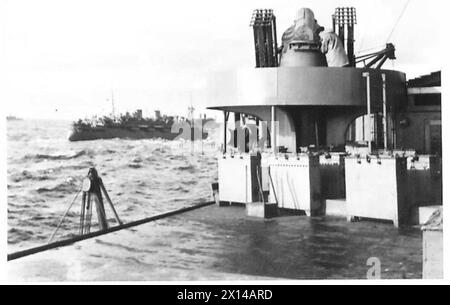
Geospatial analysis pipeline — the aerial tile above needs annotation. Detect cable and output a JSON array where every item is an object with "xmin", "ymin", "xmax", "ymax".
[
  {"xmin": 386, "ymin": 0, "xmax": 411, "ymax": 43},
  {"xmin": 47, "ymin": 186, "xmax": 82, "ymax": 244},
  {"xmin": 356, "ymin": 45, "xmax": 386, "ymax": 55}
]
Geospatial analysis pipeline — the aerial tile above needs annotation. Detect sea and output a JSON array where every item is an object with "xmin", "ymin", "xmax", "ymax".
[
  {"xmin": 7, "ymin": 120, "xmax": 424, "ymax": 280},
  {"xmin": 7, "ymin": 119, "xmax": 220, "ymax": 252}
]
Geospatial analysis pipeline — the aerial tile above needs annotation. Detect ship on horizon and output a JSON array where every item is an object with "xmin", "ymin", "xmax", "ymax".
[
  {"xmin": 6, "ymin": 115, "xmax": 23, "ymax": 121},
  {"xmin": 68, "ymin": 108, "xmax": 215, "ymax": 142}
]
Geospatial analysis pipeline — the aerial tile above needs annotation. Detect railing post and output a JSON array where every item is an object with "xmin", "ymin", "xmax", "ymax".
[
  {"xmin": 271, "ymin": 106, "xmax": 276, "ymax": 154},
  {"xmin": 362, "ymin": 72, "xmax": 372, "ymax": 153},
  {"xmin": 381, "ymin": 73, "xmax": 388, "ymax": 151}
]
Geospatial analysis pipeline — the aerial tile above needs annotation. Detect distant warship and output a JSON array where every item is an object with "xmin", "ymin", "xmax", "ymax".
[
  {"xmin": 6, "ymin": 115, "xmax": 23, "ymax": 121},
  {"xmin": 68, "ymin": 108, "xmax": 213, "ymax": 142}
]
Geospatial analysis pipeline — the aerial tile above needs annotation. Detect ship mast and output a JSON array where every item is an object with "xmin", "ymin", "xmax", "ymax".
[
  {"xmin": 188, "ymin": 92, "xmax": 195, "ymax": 122},
  {"xmin": 111, "ymin": 89, "xmax": 115, "ymax": 117}
]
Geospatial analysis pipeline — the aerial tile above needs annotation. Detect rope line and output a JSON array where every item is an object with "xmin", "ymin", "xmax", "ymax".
[
  {"xmin": 356, "ymin": 45, "xmax": 386, "ymax": 55},
  {"xmin": 47, "ymin": 186, "xmax": 83, "ymax": 244},
  {"xmin": 386, "ymin": 0, "xmax": 411, "ymax": 43}
]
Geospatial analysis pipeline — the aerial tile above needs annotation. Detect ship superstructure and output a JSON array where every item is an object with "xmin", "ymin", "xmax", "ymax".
[{"xmin": 208, "ymin": 7, "xmax": 441, "ymax": 227}]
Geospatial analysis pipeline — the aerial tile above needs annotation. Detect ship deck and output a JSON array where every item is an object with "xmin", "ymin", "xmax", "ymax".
[{"xmin": 8, "ymin": 204, "xmax": 422, "ymax": 281}]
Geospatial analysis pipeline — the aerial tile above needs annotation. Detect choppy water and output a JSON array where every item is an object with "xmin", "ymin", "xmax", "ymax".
[{"xmin": 7, "ymin": 119, "xmax": 220, "ymax": 252}]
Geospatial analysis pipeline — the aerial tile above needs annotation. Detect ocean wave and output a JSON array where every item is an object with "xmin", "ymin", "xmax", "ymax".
[
  {"xmin": 35, "ymin": 179, "xmax": 80, "ymax": 195},
  {"xmin": 181, "ymin": 180, "xmax": 197, "ymax": 186},
  {"xmin": 8, "ymin": 120, "xmax": 219, "ymax": 249},
  {"xmin": 175, "ymin": 165, "xmax": 197, "ymax": 174},
  {"xmin": 63, "ymin": 163, "xmax": 95, "ymax": 171},
  {"xmin": 103, "ymin": 149, "xmax": 117, "ymax": 154},
  {"xmin": 168, "ymin": 155, "xmax": 187, "ymax": 161},
  {"xmin": 23, "ymin": 150, "xmax": 92, "ymax": 161},
  {"xmin": 10, "ymin": 170, "xmax": 51, "ymax": 183},
  {"xmin": 94, "ymin": 239, "xmax": 158, "ymax": 254},
  {"xmin": 8, "ymin": 228, "xmax": 36, "ymax": 244},
  {"xmin": 136, "ymin": 181, "xmax": 147, "ymax": 187},
  {"xmin": 144, "ymin": 156, "xmax": 159, "ymax": 162},
  {"xmin": 168, "ymin": 185, "xmax": 189, "ymax": 193},
  {"xmin": 152, "ymin": 147, "xmax": 169, "ymax": 154},
  {"xmin": 176, "ymin": 165, "xmax": 195, "ymax": 171},
  {"xmin": 128, "ymin": 163, "xmax": 142, "ymax": 169},
  {"xmin": 123, "ymin": 206, "xmax": 136, "ymax": 213}
]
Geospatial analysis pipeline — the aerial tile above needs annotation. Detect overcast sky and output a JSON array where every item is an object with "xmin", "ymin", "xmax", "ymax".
[{"xmin": 1, "ymin": 0, "xmax": 445, "ymax": 120}]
